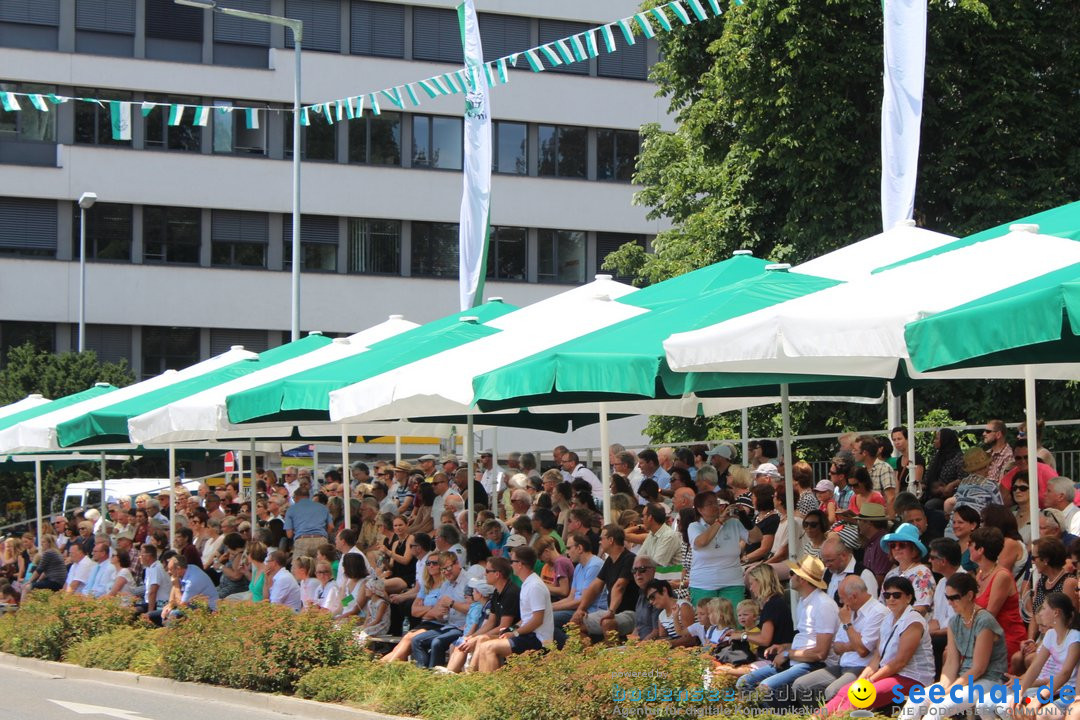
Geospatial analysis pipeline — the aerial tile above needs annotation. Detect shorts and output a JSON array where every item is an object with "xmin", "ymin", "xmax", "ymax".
[
  {"xmin": 508, "ymin": 631, "xmax": 544, "ymax": 654},
  {"xmin": 584, "ymin": 609, "xmax": 635, "ymax": 637}
]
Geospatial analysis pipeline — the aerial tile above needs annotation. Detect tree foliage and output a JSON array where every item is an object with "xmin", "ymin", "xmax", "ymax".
[{"xmin": 608, "ymin": 0, "xmax": 1080, "ymax": 448}]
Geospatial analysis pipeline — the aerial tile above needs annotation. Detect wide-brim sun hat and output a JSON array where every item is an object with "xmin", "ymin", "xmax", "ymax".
[
  {"xmin": 879, "ymin": 522, "xmax": 927, "ymax": 557},
  {"xmin": 786, "ymin": 555, "xmax": 827, "ymax": 589}
]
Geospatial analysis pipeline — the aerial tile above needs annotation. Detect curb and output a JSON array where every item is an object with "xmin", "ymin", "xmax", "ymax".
[{"xmin": 0, "ymin": 652, "xmax": 416, "ymax": 720}]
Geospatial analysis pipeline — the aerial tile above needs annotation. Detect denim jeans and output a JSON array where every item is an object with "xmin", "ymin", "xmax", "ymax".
[{"xmin": 411, "ymin": 626, "xmax": 463, "ymax": 668}]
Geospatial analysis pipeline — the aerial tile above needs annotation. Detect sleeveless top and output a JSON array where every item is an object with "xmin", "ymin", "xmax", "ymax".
[
  {"xmin": 658, "ymin": 601, "xmax": 691, "ymax": 639},
  {"xmin": 975, "ymin": 566, "xmax": 1025, "ymax": 659},
  {"xmin": 1033, "ymin": 568, "xmax": 1070, "ymax": 616}
]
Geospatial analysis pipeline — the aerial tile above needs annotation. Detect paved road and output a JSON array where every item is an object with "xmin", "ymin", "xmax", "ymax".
[{"xmin": 0, "ymin": 664, "xmax": 306, "ymax": 720}]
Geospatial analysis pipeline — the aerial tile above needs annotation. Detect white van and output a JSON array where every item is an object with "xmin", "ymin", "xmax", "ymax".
[{"xmin": 62, "ymin": 478, "xmax": 201, "ymax": 513}]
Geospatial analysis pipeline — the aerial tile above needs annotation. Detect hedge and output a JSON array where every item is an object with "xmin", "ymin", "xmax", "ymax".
[{"xmin": 0, "ymin": 591, "xmax": 137, "ymax": 661}]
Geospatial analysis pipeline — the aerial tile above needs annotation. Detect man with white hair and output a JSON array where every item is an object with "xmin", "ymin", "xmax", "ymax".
[
  {"xmin": 479, "ymin": 450, "xmax": 507, "ymax": 512},
  {"xmin": 509, "ymin": 489, "xmax": 532, "ymax": 522},
  {"xmin": 1043, "ymin": 475, "xmax": 1080, "ymax": 535},
  {"xmin": 610, "ymin": 443, "xmax": 643, "ymax": 489},
  {"xmin": 820, "ymin": 535, "xmax": 878, "ymax": 603}
]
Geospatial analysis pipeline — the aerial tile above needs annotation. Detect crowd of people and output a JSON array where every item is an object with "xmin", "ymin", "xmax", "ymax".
[{"xmin": 3, "ymin": 422, "xmax": 1080, "ymax": 712}]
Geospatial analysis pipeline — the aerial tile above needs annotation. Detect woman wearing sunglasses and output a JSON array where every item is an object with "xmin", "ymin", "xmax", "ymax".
[
  {"xmin": 1016, "ymin": 538, "xmax": 1077, "ymax": 674},
  {"xmin": 1009, "ymin": 472, "xmax": 1034, "ymax": 544},
  {"xmin": 879, "ymin": 523, "xmax": 935, "ymax": 616},
  {"xmin": 898, "ymin": 572, "xmax": 1007, "ymax": 720},
  {"xmin": 823, "ymin": 576, "xmax": 934, "ymax": 716},
  {"xmin": 379, "ymin": 552, "xmax": 449, "ymax": 663},
  {"xmin": 969, "ymin": 526, "xmax": 1026, "ymax": 659}
]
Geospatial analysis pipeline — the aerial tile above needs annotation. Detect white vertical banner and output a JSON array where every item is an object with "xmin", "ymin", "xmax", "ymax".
[
  {"xmin": 457, "ymin": 0, "xmax": 492, "ymax": 311},
  {"xmin": 881, "ymin": 0, "xmax": 927, "ymax": 231}
]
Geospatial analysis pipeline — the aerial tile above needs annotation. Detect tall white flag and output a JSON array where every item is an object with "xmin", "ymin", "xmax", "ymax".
[
  {"xmin": 457, "ymin": 0, "xmax": 492, "ymax": 311},
  {"xmin": 881, "ymin": 0, "xmax": 927, "ymax": 231}
]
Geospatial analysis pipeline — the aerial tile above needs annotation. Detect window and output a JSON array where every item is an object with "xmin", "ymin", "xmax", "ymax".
[
  {"xmin": 0, "ymin": 0, "xmax": 59, "ymax": 51},
  {"xmin": 69, "ymin": 324, "xmax": 132, "ymax": 365},
  {"xmin": 283, "ymin": 215, "xmax": 338, "ymax": 272},
  {"xmin": 210, "ymin": 210, "xmax": 267, "ymax": 268},
  {"xmin": 486, "ymin": 226, "xmax": 527, "ymax": 281},
  {"xmin": 285, "ymin": 112, "xmax": 336, "ymax": 162},
  {"xmin": 412, "ymin": 115, "xmax": 462, "ymax": 170},
  {"xmin": 538, "ymin": 125, "xmax": 586, "ymax": 179},
  {"xmin": 411, "ymin": 222, "xmax": 458, "ymax": 278},
  {"xmin": 285, "ymin": 0, "xmax": 340, "ymax": 53},
  {"xmin": 75, "ymin": 0, "xmax": 136, "ymax": 56},
  {"xmin": 142, "ymin": 326, "xmax": 200, "ymax": 379},
  {"xmin": 74, "ymin": 88, "xmax": 133, "ymax": 147},
  {"xmin": 597, "ymin": 129, "xmax": 640, "ymax": 182},
  {"xmin": 0, "ymin": 197, "xmax": 57, "ymax": 258},
  {"xmin": 347, "ymin": 218, "xmax": 400, "ymax": 274},
  {"xmin": 538, "ymin": 20, "xmax": 590, "ymax": 75},
  {"xmin": 537, "ymin": 229, "xmax": 586, "ymax": 284},
  {"xmin": 144, "ymin": 96, "xmax": 203, "ymax": 153},
  {"xmin": 412, "ymin": 7, "xmax": 463, "ymax": 64},
  {"xmin": 143, "ymin": 206, "xmax": 201, "ymax": 265},
  {"xmin": 210, "ymin": 329, "xmax": 268, "ymax": 355},
  {"xmin": 348, "ymin": 112, "xmax": 401, "ymax": 165},
  {"xmin": 213, "ymin": 0, "xmax": 270, "ymax": 67},
  {"xmin": 597, "ymin": 233, "xmax": 645, "ymax": 282},
  {"xmin": 1, "ymin": 321, "xmax": 54, "ymax": 363},
  {"xmin": 492, "ymin": 121, "xmax": 526, "ymax": 175},
  {"xmin": 72, "ymin": 202, "xmax": 132, "ymax": 261},
  {"xmin": 351, "ymin": 1, "xmax": 404, "ymax": 58},
  {"xmin": 477, "ymin": 13, "xmax": 531, "ymax": 64},
  {"xmin": 0, "ymin": 82, "xmax": 58, "ymax": 167},
  {"xmin": 212, "ymin": 101, "xmax": 266, "ymax": 155},
  {"xmin": 597, "ymin": 30, "xmax": 649, "ymax": 80},
  {"xmin": 145, "ymin": 0, "xmax": 202, "ymax": 62}
]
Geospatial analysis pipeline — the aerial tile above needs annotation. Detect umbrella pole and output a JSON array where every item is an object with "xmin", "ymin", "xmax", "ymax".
[
  {"xmin": 886, "ymin": 382, "xmax": 898, "ymax": 449},
  {"xmin": 237, "ymin": 449, "xmax": 244, "ymax": 507},
  {"xmin": 780, "ymin": 384, "xmax": 797, "ymax": 619},
  {"xmin": 341, "ymin": 427, "xmax": 351, "ymax": 530},
  {"xmin": 167, "ymin": 445, "xmax": 176, "ymax": 548},
  {"xmin": 1026, "ymin": 366, "xmax": 1040, "ymax": 542},
  {"xmin": 34, "ymin": 459, "xmax": 42, "ymax": 548},
  {"xmin": 600, "ymin": 403, "xmax": 611, "ymax": 525},
  {"xmin": 906, "ymin": 390, "xmax": 916, "ymax": 497},
  {"xmin": 395, "ymin": 435, "xmax": 402, "ymax": 465},
  {"xmin": 312, "ymin": 444, "xmax": 319, "ymax": 491},
  {"xmin": 100, "ymin": 451, "xmax": 107, "ymax": 522},
  {"xmin": 250, "ymin": 437, "xmax": 257, "ymax": 530},
  {"xmin": 741, "ymin": 408, "xmax": 749, "ymax": 465},
  {"xmin": 466, "ymin": 415, "xmax": 474, "ymax": 536}
]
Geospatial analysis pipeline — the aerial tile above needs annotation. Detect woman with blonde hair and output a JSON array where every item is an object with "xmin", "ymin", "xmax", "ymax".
[
  {"xmin": 0, "ymin": 537, "xmax": 24, "ymax": 582},
  {"xmin": 716, "ymin": 564, "xmax": 795, "ymax": 678}
]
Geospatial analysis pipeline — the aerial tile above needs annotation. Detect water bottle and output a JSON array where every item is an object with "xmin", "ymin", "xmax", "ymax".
[{"xmin": 402, "ymin": 617, "xmax": 411, "ymax": 633}]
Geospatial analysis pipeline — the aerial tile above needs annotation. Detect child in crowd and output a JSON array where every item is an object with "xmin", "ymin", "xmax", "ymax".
[
  {"xmin": 355, "ymin": 554, "xmax": 391, "ymax": 642},
  {"xmin": 442, "ymin": 577, "xmax": 497, "ymax": 673},
  {"xmin": 483, "ymin": 520, "xmax": 507, "ymax": 557},
  {"xmin": 736, "ymin": 599, "xmax": 761, "ymax": 651}
]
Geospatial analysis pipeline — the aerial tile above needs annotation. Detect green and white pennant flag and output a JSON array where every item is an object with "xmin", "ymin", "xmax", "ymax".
[
  {"xmin": 167, "ymin": 104, "xmax": 185, "ymax": 126},
  {"xmin": 109, "ymin": 100, "xmax": 132, "ymax": 140},
  {"xmin": 244, "ymin": 108, "xmax": 259, "ymax": 129},
  {"xmin": 456, "ymin": 0, "xmax": 492, "ymax": 311},
  {"xmin": 0, "ymin": 92, "xmax": 21, "ymax": 111},
  {"xmin": 193, "ymin": 106, "xmax": 210, "ymax": 126},
  {"xmin": 28, "ymin": 94, "xmax": 48, "ymax": 111}
]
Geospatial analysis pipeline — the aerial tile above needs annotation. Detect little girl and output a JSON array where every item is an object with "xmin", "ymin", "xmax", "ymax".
[{"xmin": 358, "ymin": 554, "xmax": 391, "ymax": 638}]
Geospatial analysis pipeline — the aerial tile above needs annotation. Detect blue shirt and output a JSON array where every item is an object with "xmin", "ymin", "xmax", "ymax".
[
  {"xmin": 180, "ymin": 564, "xmax": 218, "ymax": 611},
  {"xmin": 418, "ymin": 579, "xmax": 450, "ymax": 607},
  {"xmin": 283, "ymin": 498, "xmax": 332, "ymax": 538},
  {"xmin": 572, "ymin": 554, "xmax": 607, "ymax": 612},
  {"xmin": 645, "ymin": 467, "xmax": 671, "ymax": 491}
]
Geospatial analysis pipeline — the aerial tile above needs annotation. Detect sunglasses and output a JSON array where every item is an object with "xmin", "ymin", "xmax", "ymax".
[
  {"xmin": 1014, "ymin": 456, "xmax": 1029, "ymax": 461},
  {"xmin": 425, "ymin": 560, "xmax": 441, "ymax": 566},
  {"xmin": 803, "ymin": 522, "xmax": 821, "ymax": 529},
  {"xmin": 631, "ymin": 567, "xmax": 654, "ymax": 574},
  {"xmin": 888, "ymin": 542, "xmax": 913, "ymax": 550},
  {"xmin": 945, "ymin": 593, "xmax": 962, "ymax": 602},
  {"xmin": 882, "ymin": 591, "xmax": 905, "ymax": 600},
  {"xmin": 646, "ymin": 592, "xmax": 658, "ymax": 602},
  {"xmin": 1014, "ymin": 485, "xmax": 1030, "ymax": 492}
]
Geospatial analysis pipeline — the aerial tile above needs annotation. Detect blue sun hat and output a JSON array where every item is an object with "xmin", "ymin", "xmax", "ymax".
[{"xmin": 879, "ymin": 522, "xmax": 927, "ymax": 557}]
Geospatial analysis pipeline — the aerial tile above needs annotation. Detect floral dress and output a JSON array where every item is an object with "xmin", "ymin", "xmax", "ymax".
[{"xmin": 883, "ymin": 562, "xmax": 935, "ymax": 608}]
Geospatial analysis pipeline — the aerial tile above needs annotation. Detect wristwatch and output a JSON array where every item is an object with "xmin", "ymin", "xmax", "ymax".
[
  {"xmin": 741, "ymin": 632, "xmax": 748, "ymax": 642},
  {"xmin": 512, "ymin": 630, "xmax": 519, "ymax": 638},
  {"xmin": 842, "ymin": 623, "xmax": 852, "ymax": 630}
]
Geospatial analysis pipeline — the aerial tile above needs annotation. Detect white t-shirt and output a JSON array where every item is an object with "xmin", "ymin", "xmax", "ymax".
[
  {"xmin": 932, "ymin": 569, "xmax": 965, "ymax": 629},
  {"xmin": 66, "ymin": 556, "xmax": 95, "ymax": 591},
  {"xmin": 686, "ymin": 518, "xmax": 747, "ymax": 589},
  {"xmin": 144, "ymin": 560, "xmax": 171, "ymax": 606},
  {"xmin": 791, "ymin": 589, "xmax": 839, "ymax": 652},
  {"xmin": 518, "ymin": 573, "xmax": 554, "ymax": 645},
  {"xmin": 1041, "ymin": 627, "xmax": 1080, "ymax": 681}
]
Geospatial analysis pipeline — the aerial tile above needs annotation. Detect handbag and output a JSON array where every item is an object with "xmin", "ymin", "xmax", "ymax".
[{"xmin": 713, "ymin": 638, "xmax": 755, "ymax": 666}]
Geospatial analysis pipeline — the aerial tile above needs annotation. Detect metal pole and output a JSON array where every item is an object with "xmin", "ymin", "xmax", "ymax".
[
  {"xmin": 312, "ymin": 443, "xmax": 319, "ymax": 492},
  {"xmin": 341, "ymin": 427, "xmax": 351, "ymax": 530},
  {"xmin": 78, "ymin": 206, "xmax": 87, "ymax": 352},
  {"xmin": 466, "ymin": 415, "xmax": 474, "ymax": 536},
  {"xmin": 780, "ymin": 384, "xmax": 797, "ymax": 619},
  {"xmin": 906, "ymin": 390, "xmax": 916, "ymax": 496},
  {"xmin": 250, "ymin": 437, "xmax": 257, "ymax": 530},
  {"xmin": 290, "ymin": 36, "xmax": 302, "ymax": 341},
  {"xmin": 886, "ymin": 382, "xmax": 898, "ymax": 452},
  {"xmin": 237, "ymin": 449, "xmax": 244, "ymax": 505},
  {"xmin": 99, "ymin": 451, "xmax": 107, "ymax": 521},
  {"xmin": 395, "ymin": 435, "xmax": 402, "ymax": 465},
  {"xmin": 1026, "ymin": 366, "xmax": 1040, "ymax": 542},
  {"xmin": 167, "ymin": 445, "xmax": 176, "ymax": 548},
  {"xmin": 600, "ymin": 403, "xmax": 611, "ymax": 525},
  {"xmin": 34, "ymin": 459, "xmax": 42, "ymax": 548},
  {"xmin": 741, "ymin": 407, "xmax": 749, "ymax": 464}
]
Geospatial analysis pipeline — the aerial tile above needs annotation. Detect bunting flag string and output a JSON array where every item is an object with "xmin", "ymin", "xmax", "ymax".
[{"xmin": 0, "ymin": 0, "xmax": 732, "ymax": 139}]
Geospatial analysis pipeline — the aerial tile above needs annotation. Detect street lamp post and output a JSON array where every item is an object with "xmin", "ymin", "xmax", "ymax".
[
  {"xmin": 77, "ymin": 191, "xmax": 97, "ymax": 352},
  {"xmin": 176, "ymin": 0, "xmax": 304, "ymax": 341}
]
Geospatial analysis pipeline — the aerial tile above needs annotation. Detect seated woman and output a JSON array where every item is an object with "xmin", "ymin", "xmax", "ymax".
[
  {"xmin": 379, "ymin": 553, "xmax": 449, "ymax": 663},
  {"xmin": 969, "ymin": 526, "xmax": 1026, "ymax": 659},
  {"xmin": 896, "ymin": 573, "xmax": 1008, "ymax": 720},
  {"xmin": 715, "ymin": 565, "xmax": 793, "ymax": 679},
  {"xmin": 1015, "ymin": 537, "xmax": 1077, "ymax": 675},
  {"xmin": 824, "ymin": 576, "xmax": 935, "ymax": 716},
  {"xmin": 646, "ymin": 579, "xmax": 697, "ymax": 647}
]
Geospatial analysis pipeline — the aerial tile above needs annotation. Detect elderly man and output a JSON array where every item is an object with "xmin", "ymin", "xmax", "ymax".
[
  {"xmin": 1039, "ymin": 508, "xmax": 1080, "ymax": 550},
  {"xmin": 140, "ymin": 544, "xmax": 171, "ymax": 614},
  {"xmin": 153, "ymin": 555, "xmax": 218, "ymax": 625},
  {"xmin": 637, "ymin": 503, "xmax": 681, "ymax": 569},
  {"xmin": 282, "ymin": 466, "xmax": 300, "ymax": 500},
  {"xmin": 738, "ymin": 556, "xmax": 838, "ymax": 702},
  {"xmin": 64, "ymin": 541, "xmax": 96, "ymax": 594},
  {"xmin": 416, "ymin": 454, "xmax": 438, "ymax": 482},
  {"xmin": 284, "ymin": 484, "xmax": 333, "ymax": 558},
  {"xmin": 508, "ymin": 489, "xmax": 532, "ymax": 522},
  {"xmin": 820, "ymin": 535, "xmax": 878, "ymax": 604},
  {"xmin": 434, "ymin": 524, "xmax": 466, "ymax": 566},
  {"xmin": 266, "ymin": 550, "xmax": 302, "ymax": 611},
  {"xmin": 1042, "ymin": 475, "xmax": 1080, "ymax": 535},
  {"xmin": 350, "ymin": 461, "xmax": 371, "ymax": 489},
  {"xmin": 854, "ymin": 502, "xmax": 892, "ymax": 583},
  {"xmin": 431, "ymin": 471, "xmax": 454, "ymax": 521},
  {"xmin": 790, "ymin": 575, "xmax": 887, "ymax": 706},
  {"xmin": 84, "ymin": 541, "xmax": 118, "ymax": 597}
]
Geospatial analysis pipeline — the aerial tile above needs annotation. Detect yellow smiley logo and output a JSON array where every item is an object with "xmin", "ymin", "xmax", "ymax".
[{"xmin": 847, "ymin": 678, "xmax": 877, "ymax": 709}]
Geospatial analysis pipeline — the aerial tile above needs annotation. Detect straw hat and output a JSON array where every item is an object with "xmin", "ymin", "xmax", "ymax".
[
  {"xmin": 786, "ymin": 555, "xmax": 827, "ymax": 589},
  {"xmin": 854, "ymin": 502, "xmax": 886, "ymax": 521},
  {"xmin": 963, "ymin": 447, "xmax": 991, "ymax": 474}
]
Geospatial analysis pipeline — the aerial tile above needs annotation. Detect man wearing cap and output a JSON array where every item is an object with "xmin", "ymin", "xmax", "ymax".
[
  {"xmin": 855, "ymin": 436, "xmax": 897, "ymax": 518},
  {"xmin": 943, "ymin": 448, "xmax": 1002, "ymax": 538},
  {"xmin": 478, "ymin": 451, "xmax": 507, "ymax": 512},
  {"xmin": 416, "ymin": 454, "xmax": 438, "ymax": 483},
  {"xmin": 737, "ymin": 555, "xmax": 838, "ymax": 701},
  {"xmin": 636, "ymin": 449, "xmax": 671, "ymax": 493},
  {"xmin": 753, "ymin": 463, "xmax": 781, "ymax": 486},
  {"xmin": 390, "ymin": 462, "xmax": 414, "ymax": 515},
  {"xmin": 854, "ymin": 503, "xmax": 892, "ymax": 583},
  {"xmin": 709, "ymin": 445, "xmax": 734, "ymax": 490},
  {"xmin": 52, "ymin": 516, "xmax": 70, "ymax": 550},
  {"xmin": 441, "ymin": 455, "xmax": 459, "ymax": 476},
  {"xmin": 284, "ymin": 485, "xmax": 333, "ymax": 558},
  {"xmin": 820, "ymin": 535, "xmax": 878, "ymax": 606}
]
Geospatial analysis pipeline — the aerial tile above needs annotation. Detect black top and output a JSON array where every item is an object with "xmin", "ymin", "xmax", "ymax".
[
  {"xmin": 490, "ymin": 582, "xmax": 521, "ymax": 625},
  {"xmin": 598, "ymin": 548, "xmax": 638, "ymax": 614},
  {"xmin": 756, "ymin": 594, "xmax": 795, "ymax": 658},
  {"xmin": 390, "ymin": 537, "xmax": 416, "ymax": 586},
  {"xmin": 743, "ymin": 513, "xmax": 780, "ymax": 557}
]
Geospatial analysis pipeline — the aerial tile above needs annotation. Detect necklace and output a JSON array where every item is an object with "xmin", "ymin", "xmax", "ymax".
[{"xmin": 977, "ymin": 564, "xmax": 998, "ymax": 583}]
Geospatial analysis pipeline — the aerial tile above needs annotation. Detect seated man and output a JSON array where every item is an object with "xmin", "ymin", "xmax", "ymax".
[
  {"xmin": 551, "ymin": 533, "xmax": 606, "ymax": 646},
  {"xmin": 410, "ymin": 551, "xmax": 471, "ymax": 669},
  {"xmin": 445, "ymin": 556, "xmax": 520, "ymax": 673},
  {"xmin": 474, "ymin": 545, "xmax": 553, "ymax": 671},
  {"xmin": 266, "ymin": 550, "xmax": 302, "ymax": 612},
  {"xmin": 737, "ymin": 556, "xmax": 837, "ymax": 707},
  {"xmin": 570, "ymin": 525, "xmax": 637, "ymax": 641},
  {"xmin": 152, "ymin": 555, "xmax": 218, "ymax": 626}
]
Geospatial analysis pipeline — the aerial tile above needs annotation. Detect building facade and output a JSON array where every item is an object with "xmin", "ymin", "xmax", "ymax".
[{"xmin": 0, "ymin": 0, "xmax": 671, "ymax": 379}]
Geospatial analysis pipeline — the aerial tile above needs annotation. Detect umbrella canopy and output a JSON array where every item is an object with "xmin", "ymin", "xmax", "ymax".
[
  {"xmin": 664, "ymin": 227, "xmax": 1080, "ymax": 379},
  {"xmin": 0, "ymin": 384, "xmax": 117, "ymax": 435},
  {"xmin": 0, "ymin": 394, "xmax": 50, "ymax": 421},
  {"xmin": 327, "ymin": 276, "xmax": 644, "ymax": 424},
  {"xmin": 905, "ymin": 261, "xmax": 1080, "ymax": 373},
  {"xmin": 0, "ymin": 346, "xmax": 255, "ymax": 454},
  {"xmin": 792, "ymin": 221, "xmax": 957, "ymax": 281},
  {"xmin": 127, "ymin": 315, "xmax": 418, "ymax": 445}
]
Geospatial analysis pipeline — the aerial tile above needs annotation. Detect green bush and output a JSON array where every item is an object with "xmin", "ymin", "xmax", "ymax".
[
  {"xmin": 0, "ymin": 591, "xmax": 137, "ymax": 661},
  {"xmin": 66, "ymin": 627, "xmax": 163, "ymax": 673},
  {"xmin": 156, "ymin": 602, "xmax": 362, "ymax": 693}
]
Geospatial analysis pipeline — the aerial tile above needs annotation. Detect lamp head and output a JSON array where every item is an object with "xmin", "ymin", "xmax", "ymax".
[
  {"xmin": 78, "ymin": 192, "xmax": 98, "ymax": 210},
  {"xmin": 174, "ymin": 0, "xmax": 217, "ymax": 8}
]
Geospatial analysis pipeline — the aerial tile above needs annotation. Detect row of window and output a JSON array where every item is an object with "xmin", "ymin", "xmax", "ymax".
[
  {"xmin": 0, "ymin": 0, "xmax": 650, "ymax": 79},
  {"xmin": 0, "ymin": 82, "xmax": 641, "ymax": 182},
  {"xmin": 1, "ymin": 197, "xmax": 645, "ymax": 284}
]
